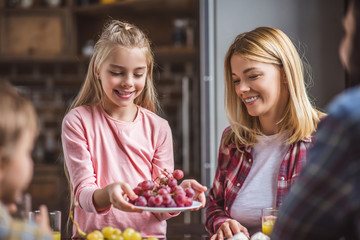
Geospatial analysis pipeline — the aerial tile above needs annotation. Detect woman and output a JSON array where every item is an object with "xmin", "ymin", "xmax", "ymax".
[{"xmin": 205, "ymin": 27, "xmax": 324, "ymax": 240}]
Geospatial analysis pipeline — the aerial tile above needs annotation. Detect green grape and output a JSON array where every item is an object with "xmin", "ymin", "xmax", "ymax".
[
  {"xmin": 113, "ymin": 228, "xmax": 122, "ymax": 236},
  {"xmin": 130, "ymin": 232, "xmax": 142, "ymax": 240},
  {"xmin": 102, "ymin": 226, "xmax": 115, "ymax": 239},
  {"xmin": 147, "ymin": 237, "xmax": 159, "ymax": 240},
  {"xmin": 122, "ymin": 228, "xmax": 135, "ymax": 240},
  {"xmin": 107, "ymin": 234, "xmax": 119, "ymax": 240},
  {"xmin": 87, "ymin": 230, "xmax": 104, "ymax": 240}
]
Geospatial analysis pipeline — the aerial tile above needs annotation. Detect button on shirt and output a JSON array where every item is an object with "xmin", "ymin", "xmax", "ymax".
[{"xmin": 205, "ymin": 126, "xmax": 311, "ymax": 235}]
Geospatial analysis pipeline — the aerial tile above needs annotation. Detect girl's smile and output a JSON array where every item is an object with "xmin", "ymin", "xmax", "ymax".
[{"xmin": 114, "ymin": 89, "xmax": 135, "ymax": 99}]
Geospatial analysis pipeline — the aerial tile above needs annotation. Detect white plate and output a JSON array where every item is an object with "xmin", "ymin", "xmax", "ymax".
[{"xmin": 133, "ymin": 200, "xmax": 202, "ymax": 213}]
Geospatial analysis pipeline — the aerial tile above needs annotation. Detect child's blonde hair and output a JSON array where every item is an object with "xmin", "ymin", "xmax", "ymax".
[
  {"xmin": 69, "ymin": 20, "xmax": 159, "ymax": 112},
  {"xmin": 223, "ymin": 27, "xmax": 324, "ymax": 148},
  {"xmin": 0, "ymin": 81, "xmax": 38, "ymax": 163}
]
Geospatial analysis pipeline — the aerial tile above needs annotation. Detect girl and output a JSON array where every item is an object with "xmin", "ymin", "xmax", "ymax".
[
  {"xmin": 61, "ymin": 20, "xmax": 206, "ymax": 238},
  {"xmin": 205, "ymin": 27, "xmax": 325, "ymax": 240}
]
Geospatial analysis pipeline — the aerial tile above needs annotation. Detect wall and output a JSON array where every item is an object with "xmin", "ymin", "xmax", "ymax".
[{"xmin": 212, "ymin": 0, "xmax": 344, "ymax": 173}]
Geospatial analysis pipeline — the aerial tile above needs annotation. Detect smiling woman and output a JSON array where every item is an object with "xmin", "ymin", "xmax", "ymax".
[
  {"xmin": 205, "ymin": 27, "xmax": 325, "ymax": 240},
  {"xmin": 230, "ymin": 57, "xmax": 288, "ymax": 135}
]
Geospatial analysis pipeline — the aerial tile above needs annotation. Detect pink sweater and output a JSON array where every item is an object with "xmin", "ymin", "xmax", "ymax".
[{"xmin": 61, "ymin": 104, "xmax": 175, "ymax": 238}]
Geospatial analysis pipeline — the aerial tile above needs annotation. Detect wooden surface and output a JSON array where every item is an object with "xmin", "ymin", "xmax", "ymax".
[{"xmin": 3, "ymin": 14, "xmax": 64, "ymax": 56}]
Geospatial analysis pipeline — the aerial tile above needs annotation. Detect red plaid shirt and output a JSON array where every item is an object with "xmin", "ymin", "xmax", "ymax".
[{"xmin": 205, "ymin": 127, "xmax": 312, "ymax": 234}]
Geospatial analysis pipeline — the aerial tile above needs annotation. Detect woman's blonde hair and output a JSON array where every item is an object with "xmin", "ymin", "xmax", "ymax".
[
  {"xmin": 0, "ymin": 81, "xmax": 38, "ymax": 163},
  {"xmin": 68, "ymin": 20, "xmax": 159, "ymax": 112},
  {"xmin": 223, "ymin": 27, "xmax": 324, "ymax": 148}
]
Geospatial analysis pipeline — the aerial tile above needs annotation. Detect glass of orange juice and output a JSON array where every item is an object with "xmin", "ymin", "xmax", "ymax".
[
  {"xmin": 49, "ymin": 211, "xmax": 61, "ymax": 240},
  {"xmin": 261, "ymin": 207, "xmax": 278, "ymax": 236}
]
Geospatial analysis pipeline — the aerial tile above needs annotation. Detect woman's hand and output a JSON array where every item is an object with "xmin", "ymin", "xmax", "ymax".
[
  {"xmin": 179, "ymin": 179, "xmax": 207, "ymax": 209},
  {"xmin": 210, "ymin": 219, "xmax": 249, "ymax": 240},
  {"xmin": 93, "ymin": 182, "xmax": 142, "ymax": 213}
]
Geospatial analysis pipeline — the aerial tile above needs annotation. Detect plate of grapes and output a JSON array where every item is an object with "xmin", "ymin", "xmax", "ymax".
[{"xmin": 129, "ymin": 169, "xmax": 202, "ymax": 213}]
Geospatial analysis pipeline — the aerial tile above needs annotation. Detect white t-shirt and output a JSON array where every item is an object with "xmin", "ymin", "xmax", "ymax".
[{"xmin": 230, "ymin": 133, "xmax": 289, "ymax": 234}]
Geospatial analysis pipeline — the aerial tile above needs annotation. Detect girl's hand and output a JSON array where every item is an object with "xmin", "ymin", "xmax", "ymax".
[
  {"xmin": 94, "ymin": 182, "xmax": 142, "ymax": 213},
  {"xmin": 36, "ymin": 205, "xmax": 52, "ymax": 235},
  {"xmin": 210, "ymin": 220, "xmax": 249, "ymax": 240},
  {"xmin": 107, "ymin": 182, "xmax": 143, "ymax": 212},
  {"xmin": 179, "ymin": 179, "xmax": 207, "ymax": 209}
]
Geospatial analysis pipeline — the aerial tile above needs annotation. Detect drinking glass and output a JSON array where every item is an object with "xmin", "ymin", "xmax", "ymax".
[
  {"xmin": 29, "ymin": 210, "xmax": 61, "ymax": 240},
  {"xmin": 261, "ymin": 207, "xmax": 278, "ymax": 236},
  {"xmin": 11, "ymin": 192, "xmax": 32, "ymax": 220}
]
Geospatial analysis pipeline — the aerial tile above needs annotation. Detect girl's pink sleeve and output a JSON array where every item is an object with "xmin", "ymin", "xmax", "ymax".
[{"xmin": 61, "ymin": 110, "xmax": 104, "ymax": 214}]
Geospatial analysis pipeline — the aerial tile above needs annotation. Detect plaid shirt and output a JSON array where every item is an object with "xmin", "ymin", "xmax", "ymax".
[
  {"xmin": 205, "ymin": 127, "xmax": 311, "ymax": 234},
  {"xmin": 271, "ymin": 87, "xmax": 360, "ymax": 240},
  {"xmin": 0, "ymin": 203, "xmax": 52, "ymax": 240}
]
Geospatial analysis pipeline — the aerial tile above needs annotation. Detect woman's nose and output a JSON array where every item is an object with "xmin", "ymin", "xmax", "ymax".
[{"xmin": 237, "ymin": 80, "xmax": 250, "ymax": 94}]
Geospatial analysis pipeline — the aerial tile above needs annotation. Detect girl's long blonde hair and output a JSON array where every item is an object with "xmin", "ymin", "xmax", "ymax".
[
  {"xmin": 64, "ymin": 20, "xmax": 159, "ymax": 234},
  {"xmin": 68, "ymin": 20, "xmax": 159, "ymax": 112},
  {"xmin": 223, "ymin": 27, "xmax": 325, "ymax": 148}
]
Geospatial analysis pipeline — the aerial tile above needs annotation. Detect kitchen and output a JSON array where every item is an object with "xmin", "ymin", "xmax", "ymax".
[{"xmin": 0, "ymin": 0, "xmax": 345, "ymax": 239}]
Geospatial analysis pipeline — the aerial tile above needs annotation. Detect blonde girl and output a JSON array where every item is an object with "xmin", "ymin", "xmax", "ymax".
[
  {"xmin": 62, "ymin": 20, "xmax": 206, "ymax": 239},
  {"xmin": 205, "ymin": 27, "xmax": 324, "ymax": 239}
]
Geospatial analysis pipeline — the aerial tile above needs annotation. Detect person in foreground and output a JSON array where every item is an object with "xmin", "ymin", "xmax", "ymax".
[
  {"xmin": 61, "ymin": 20, "xmax": 207, "ymax": 238},
  {"xmin": 0, "ymin": 81, "xmax": 52, "ymax": 240},
  {"xmin": 271, "ymin": 0, "xmax": 360, "ymax": 239},
  {"xmin": 205, "ymin": 27, "xmax": 325, "ymax": 240}
]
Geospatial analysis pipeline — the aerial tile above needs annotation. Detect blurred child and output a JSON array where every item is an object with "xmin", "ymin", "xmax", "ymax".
[
  {"xmin": 62, "ymin": 20, "xmax": 206, "ymax": 238},
  {"xmin": 0, "ymin": 81, "xmax": 52, "ymax": 239}
]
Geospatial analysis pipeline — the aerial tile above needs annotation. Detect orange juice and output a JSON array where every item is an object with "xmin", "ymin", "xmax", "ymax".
[
  {"xmin": 52, "ymin": 231, "xmax": 61, "ymax": 240},
  {"xmin": 262, "ymin": 219, "xmax": 276, "ymax": 236}
]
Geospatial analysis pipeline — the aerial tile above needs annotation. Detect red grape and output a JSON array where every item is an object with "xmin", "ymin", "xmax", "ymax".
[
  {"xmin": 128, "ymin": 169, "xmax": 197, "ymax": 209},
  {"xmin": 141, "ymin": 180, "xmax": 155, "ymax": 190},
  {"xmin": 168, "ymin": 178, "xmax": 177, "ymax": 188},
  {"xmin": 148, "ymin": 196, "xmax": 156, "ymax": 207},
  {"xmin": 185, "ymin": 187, "xmax": 195, "ymax": 199},
  {"xmin": 133, "ymin": 186, "xmax": 142, "ymax": 195},
  {"xmin": 166, "ymin": 199, "xmax": 177, "ymax": 207},
  {"xmin": 162, "ymin": 194, "xmax": 172, "ymax": 205},
  {"xmin": 173, "ymin": 169, "xmax": 184, "ymax": 180},
  {"xmin": 135, "ymin": 196, "xmax": 147, "ymax": 206},
  {"xmin": 158, "ymin": 188, "xmax": 169, "ymax": 196},
  {"xmin": 154, "ymin": 195, "xmax": 163, "ymax": 206},
  {"xmin": 184, "ymin": 198, "xmax": 193, "ymax": 207},
  {"xmin": 174, "ymin": 194, "xmax": 186, "ymax": 205},
  {"xmin": 143, "ymin": 190, "xmax": 152, "ymax": 199}
]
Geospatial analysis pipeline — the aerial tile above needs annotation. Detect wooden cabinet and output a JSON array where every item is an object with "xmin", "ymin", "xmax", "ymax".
[{"xmin": 1, "ymin": 0, "xmax": 202, "ymax": 236}]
